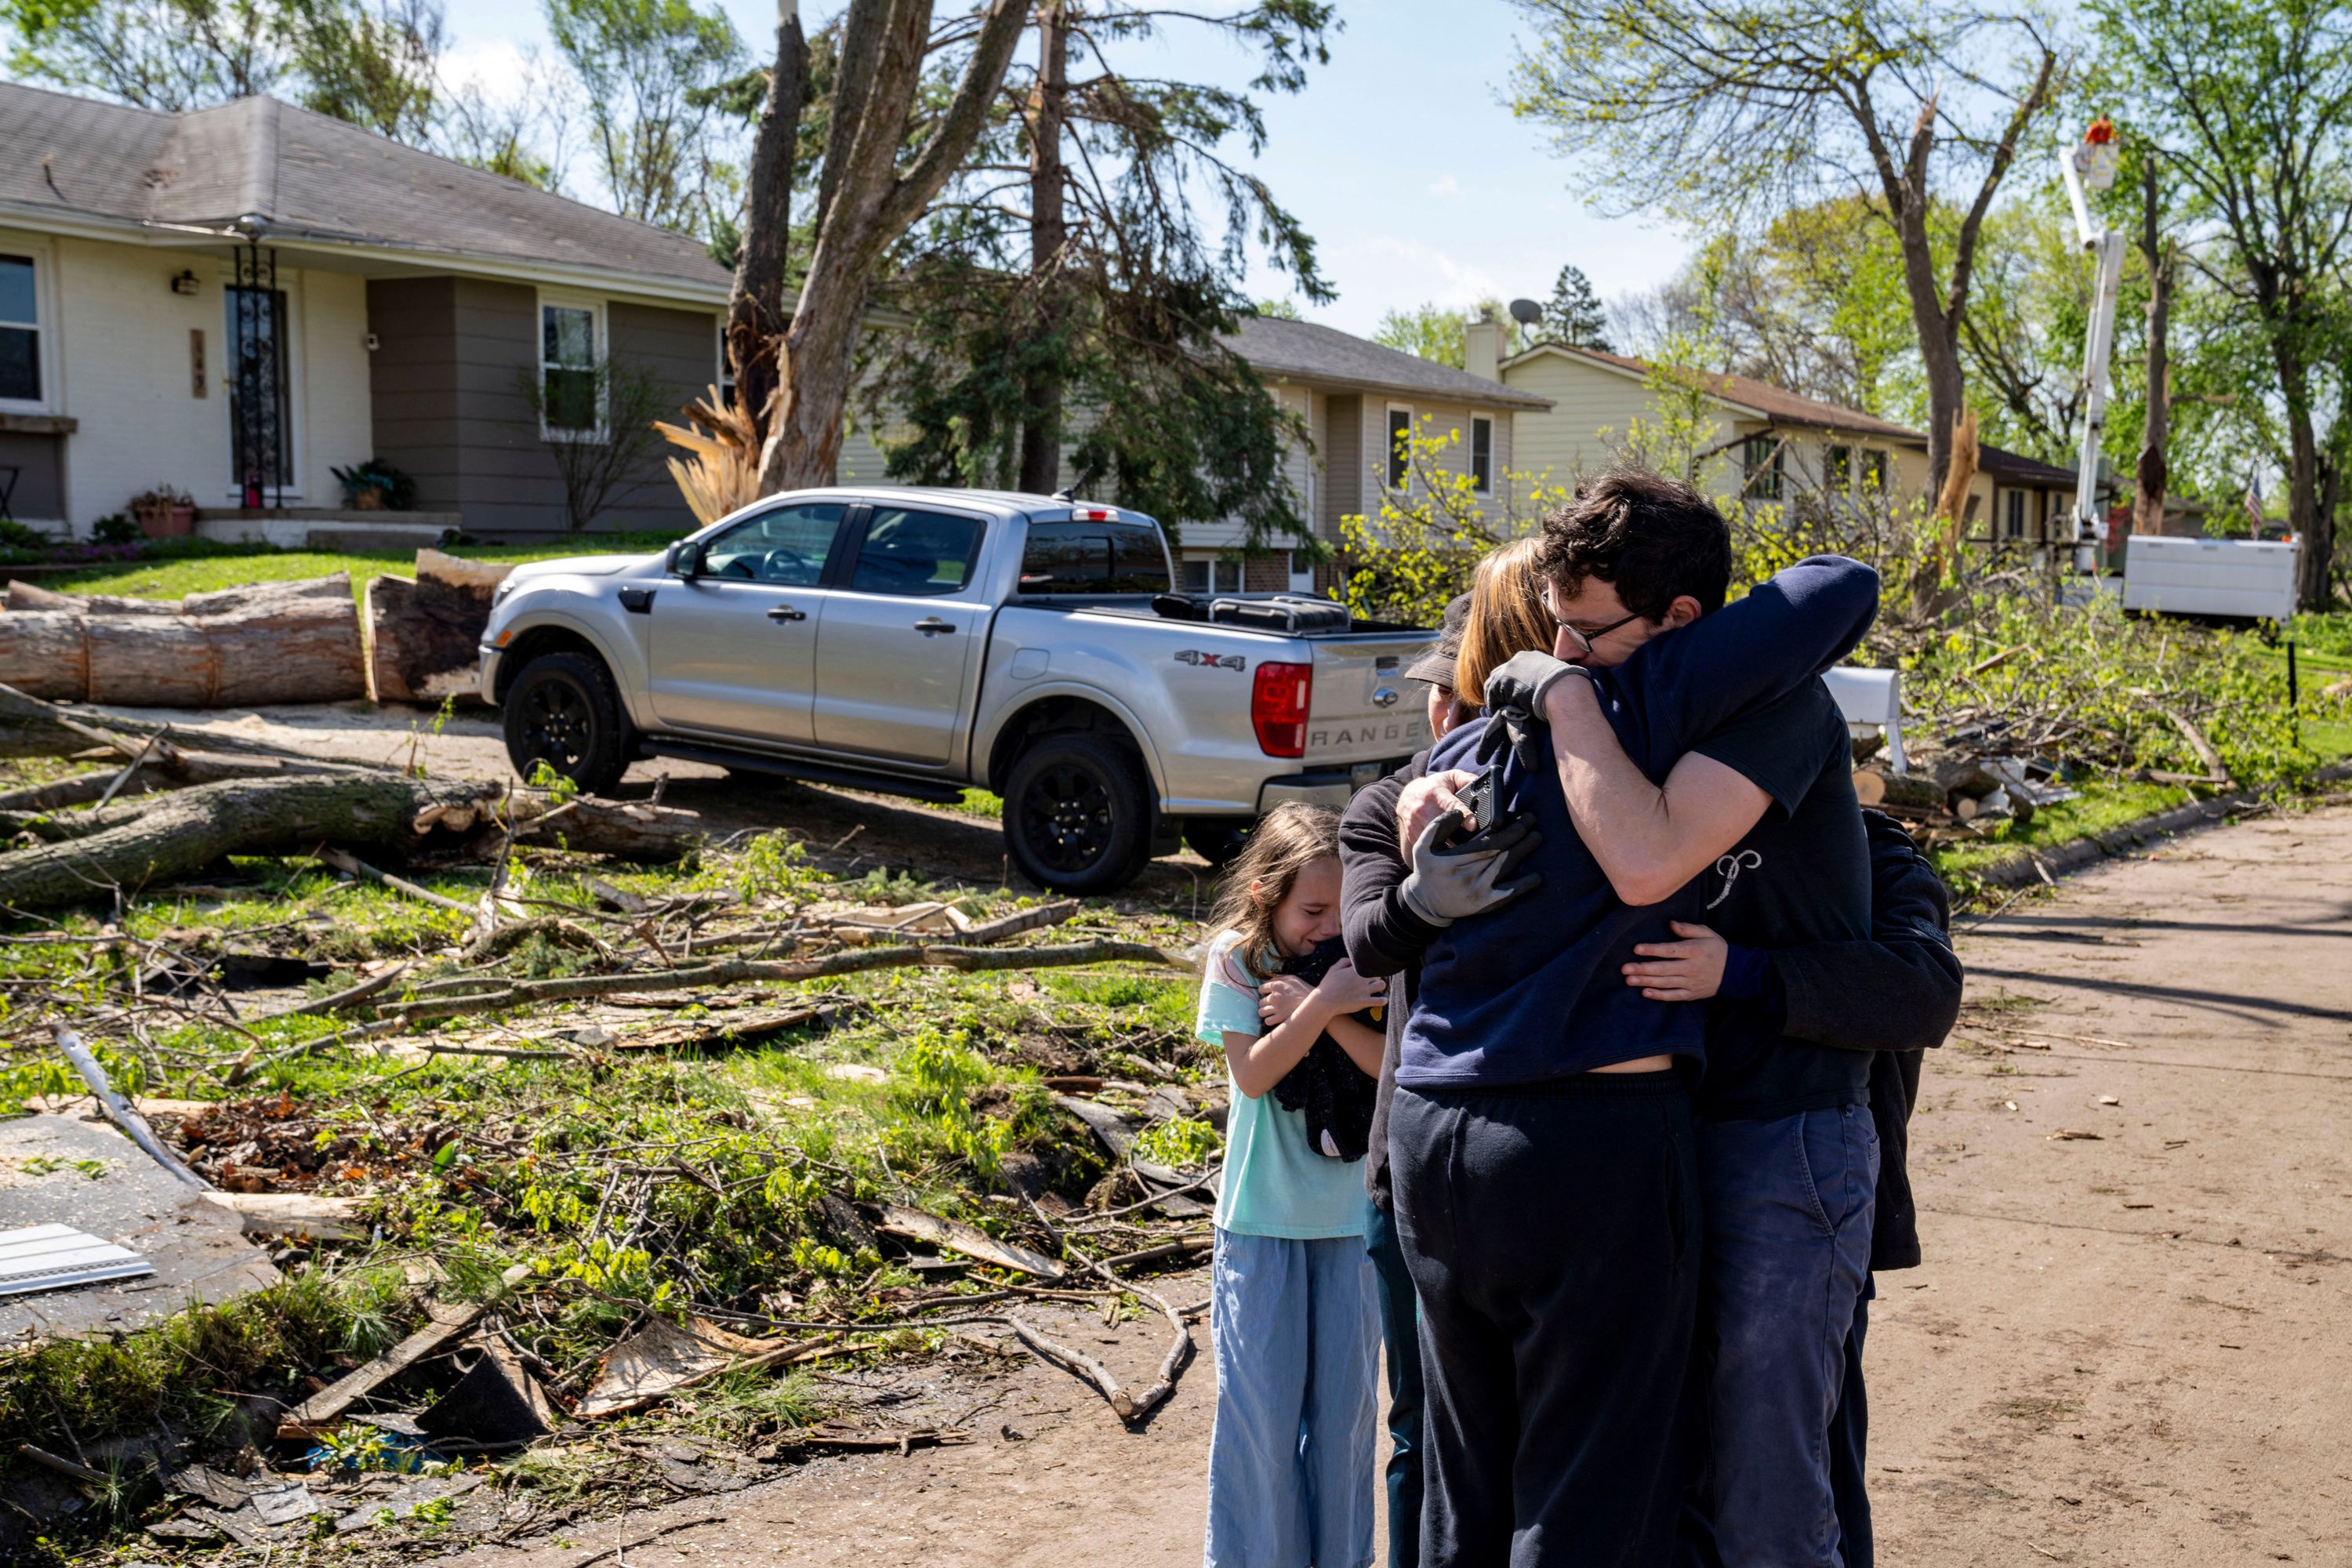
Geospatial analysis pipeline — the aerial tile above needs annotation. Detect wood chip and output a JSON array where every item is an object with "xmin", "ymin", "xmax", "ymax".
[{"xmin": 2049, "ymin": 1128, "xmax": 2103, "ymax": 1141}]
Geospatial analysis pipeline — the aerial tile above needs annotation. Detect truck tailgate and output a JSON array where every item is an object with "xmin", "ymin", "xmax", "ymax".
[{"xmin": 1305, "ymin": 636, "xmax": 1436, "ymax": 768}]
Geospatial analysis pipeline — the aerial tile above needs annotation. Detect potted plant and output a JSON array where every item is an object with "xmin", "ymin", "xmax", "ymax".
[
  {"xmin": 127, "ymin": 485, "xmax": 197, "ymax": 538},
  {"xmin": 332, "ymin": 459, "xmax": 417, "ymax": 512}
]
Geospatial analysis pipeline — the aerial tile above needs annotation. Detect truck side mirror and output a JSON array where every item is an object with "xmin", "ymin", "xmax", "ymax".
[{"xmin": 666, "ymin": 542, "xmax": 700, "ymax": 577}]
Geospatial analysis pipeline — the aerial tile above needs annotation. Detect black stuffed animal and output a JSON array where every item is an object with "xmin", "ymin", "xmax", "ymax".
[{"xmin": 1270, "ymin": 936, "xmax": 1381, "ymax": 1161}]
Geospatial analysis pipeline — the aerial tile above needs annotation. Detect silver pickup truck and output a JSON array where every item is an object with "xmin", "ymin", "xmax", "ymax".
[{"xmin": 478, "ymin": 486, "xmax": 1435, "ymax": 892}]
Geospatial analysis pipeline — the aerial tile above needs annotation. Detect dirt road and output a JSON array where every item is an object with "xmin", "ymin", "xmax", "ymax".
[{"xmin": 421, "ymin": 800, "xmax": 2352, "ymax": 1568}]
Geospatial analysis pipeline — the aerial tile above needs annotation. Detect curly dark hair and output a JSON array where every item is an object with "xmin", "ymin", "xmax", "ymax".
[{"xmin": 1535, "ymin": 466, "xmax": 1733, "ymax": 621}]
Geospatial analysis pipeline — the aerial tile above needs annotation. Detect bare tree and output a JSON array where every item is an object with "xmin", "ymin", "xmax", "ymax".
[
  {"xmin": 515, "ymin": 358, "xmax": 671, "ymax": 532},
  {"xmin": 753, "ymin": 0, "xmax": 1029, "ymax": 492},
  {"xmin": 1505, "ymin": 0, "xmax": 2064, "ymax": 497}
]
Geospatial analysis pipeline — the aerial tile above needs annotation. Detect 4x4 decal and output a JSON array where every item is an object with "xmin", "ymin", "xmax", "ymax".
[{"xmin": 1174, "ymin": 651, "xmax": 1246, "ymax": 670}]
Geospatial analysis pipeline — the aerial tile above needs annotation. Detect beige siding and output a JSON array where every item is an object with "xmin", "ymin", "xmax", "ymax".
[{"xmin": 20, "ymin": 229, "xmax": 376, "ymax": 528}]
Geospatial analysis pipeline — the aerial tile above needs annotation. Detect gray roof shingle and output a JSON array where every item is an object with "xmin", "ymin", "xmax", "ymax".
[
  {"xmin": 0, "ymin": 82, "xmax": 730, "ymax": 295},
  {"xmin": 1221, "ymin": 314, "xmax": 1552, "ymax": 408}
]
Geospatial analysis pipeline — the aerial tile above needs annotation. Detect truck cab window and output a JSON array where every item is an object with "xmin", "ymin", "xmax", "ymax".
[
  {"xmin": 702, "ymin": 503, "xmax": 847, "ymax": 584},
  {"xmin": 851, "ymin": 508, "xmax": 984, "ymax": 596},
  {"xmin": 1019, "ymin": 520, "xmax": 1172, "ymax": 594}
]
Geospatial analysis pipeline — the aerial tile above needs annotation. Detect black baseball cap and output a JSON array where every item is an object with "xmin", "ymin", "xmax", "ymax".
[{"xmin": 1403, "ymin": 593, "xmax": 1471, "ymax": 687}]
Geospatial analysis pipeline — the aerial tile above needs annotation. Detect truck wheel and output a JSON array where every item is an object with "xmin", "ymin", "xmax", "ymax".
[
  {"xmin": 1003, "ymin": 735, "xmax": 1152, "ymax": 894},
  {"xmin": 1182, "ymin": 818, "xmax": 1253, "ymax": 869},
  {"xmin": 503, "ymin": 651, "xmax": 629, "ymax": 796}
]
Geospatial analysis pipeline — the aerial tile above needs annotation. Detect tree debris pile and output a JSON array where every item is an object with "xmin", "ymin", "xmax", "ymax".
[{"xmin": 0, "ymin": 706, "xmax": 1227, "ymax": 1564}]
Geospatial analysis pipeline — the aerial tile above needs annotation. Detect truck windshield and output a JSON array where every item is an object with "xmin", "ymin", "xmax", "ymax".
[{"xmin": 1019, "ymin": 520, "xmax": 1171, "ymax": 594}]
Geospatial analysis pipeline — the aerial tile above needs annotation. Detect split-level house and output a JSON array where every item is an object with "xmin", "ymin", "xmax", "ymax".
[{"xmin": 1492, "ymin": 338, "xmax": 2079, "ymax": 553}]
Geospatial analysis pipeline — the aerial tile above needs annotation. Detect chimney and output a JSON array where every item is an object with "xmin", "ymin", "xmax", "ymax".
[{"xmin": 1464, "ymin": 310, "xmax": 1501, "ymax": 382}]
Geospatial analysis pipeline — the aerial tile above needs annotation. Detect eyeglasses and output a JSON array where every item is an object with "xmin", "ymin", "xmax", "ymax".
[{"xmin": 1542, "ymin": 600, "xmax": 1645, "ymax": 658}]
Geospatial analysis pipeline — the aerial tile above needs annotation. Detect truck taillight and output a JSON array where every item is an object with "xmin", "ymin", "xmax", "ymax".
[{"xmin": 1251, "ymin": 662, "xmax": 1311, "ymax": 758}]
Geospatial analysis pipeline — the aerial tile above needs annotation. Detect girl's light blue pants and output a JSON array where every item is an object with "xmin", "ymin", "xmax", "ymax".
[{"xmin": 1204, "ymin": 1226, "xmax": 1381, "ymax": 1568}]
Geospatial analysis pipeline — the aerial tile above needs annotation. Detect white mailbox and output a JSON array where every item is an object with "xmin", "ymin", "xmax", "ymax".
[
  {"xmin": 1821, "ymin": 666, "xmax": 1906, "ymax": 774},
  {"xmin": 2122, "ymin": 535, "xmax": 2299, "ymax": 622}
]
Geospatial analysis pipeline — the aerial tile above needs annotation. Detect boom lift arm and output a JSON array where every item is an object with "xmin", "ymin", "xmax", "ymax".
[{"xmin": 2060, "ymin": 117, "xmax": 2128, "ymax": 575}]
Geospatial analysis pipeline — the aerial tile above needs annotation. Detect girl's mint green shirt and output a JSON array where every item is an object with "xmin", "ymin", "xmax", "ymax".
[{"xmin": 1196, "ymin": 930, "xmax": 1367, "ymax": 1240}]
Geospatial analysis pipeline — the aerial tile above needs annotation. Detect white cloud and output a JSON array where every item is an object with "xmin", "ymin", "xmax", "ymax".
[{"xmin": 1427, "ymin": 174, "xmax": 1463, "ymax": 198}]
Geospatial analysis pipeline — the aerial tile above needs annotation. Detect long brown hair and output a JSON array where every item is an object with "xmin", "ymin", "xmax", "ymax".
[
  {"xmin": 1455, "ymin": 536, "xmax": 1554, "ymax": 706},
  {"xmin": 1204, "ymin": 802, "xmax": 1341, "ymax": 981}
]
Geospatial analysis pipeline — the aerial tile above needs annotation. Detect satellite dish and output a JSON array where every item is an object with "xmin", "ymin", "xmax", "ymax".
[{"xmin": 1508, "ymin": 298, "xmax": 1544, "ymax": 327}]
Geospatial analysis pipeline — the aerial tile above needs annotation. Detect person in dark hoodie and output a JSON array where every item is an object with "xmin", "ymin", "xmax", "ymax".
[
  {"xmin": 1375, "ymin": 471, "xmax": 1881, "ymax": 1567},
  {"xmin": 1325, "ymin": 552, "xmax": 1552, "ymax": 1568},
  {"xmin": 1614, "ymin": 811, "xmax": 1960, "ymax": 1568}
]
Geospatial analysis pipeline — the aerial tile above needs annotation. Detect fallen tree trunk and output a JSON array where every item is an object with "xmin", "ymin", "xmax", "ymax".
[
  {"xmin": 0, "ymin": 771, "xmax": 702, "ymax": 908},
  {"xmin": 0, "ymin": 576, "xmax": 366, "ymax": 706},
  {"xmin": 367, "ymin": 550, "xmax": 514, "ymax": 704}
]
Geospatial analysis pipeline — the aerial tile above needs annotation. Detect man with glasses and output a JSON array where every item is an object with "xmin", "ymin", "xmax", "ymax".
[
  {"xmin": 1370, "ymin": 469, "xmax": 1881, "ymax": 1566},
  {"xmin": 1402, "ymin": 472, "xmax": 1891, "ymax": 1567}
]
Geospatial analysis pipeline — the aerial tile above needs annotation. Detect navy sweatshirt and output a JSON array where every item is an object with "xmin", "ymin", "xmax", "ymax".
[{"xmin": 1397, "ymin": 555, "xmax": 1880, "ymax": 1091}]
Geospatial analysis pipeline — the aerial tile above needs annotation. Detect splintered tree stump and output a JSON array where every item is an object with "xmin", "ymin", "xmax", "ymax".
[
  {"xmin": 0, "ymin": 575, "xmax": 366, "ymax": 706},
  {"xmin": 367, "ymin": 550, "xmax": 514, "ymax": 704}
]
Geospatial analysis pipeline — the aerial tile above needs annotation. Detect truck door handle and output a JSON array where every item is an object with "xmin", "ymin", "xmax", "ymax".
[
  {"xmin": 913, "ymin": 616, "xmax": 956, "ymax": 635},
  {"xmin": 766, "ymin": 604, "xmax": 807, "ymax": 622}
]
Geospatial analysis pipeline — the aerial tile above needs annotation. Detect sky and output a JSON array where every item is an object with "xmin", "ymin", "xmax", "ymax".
[{"xmin": 441, "ymin": 0, "xmax": 1696, "ymax": 339}]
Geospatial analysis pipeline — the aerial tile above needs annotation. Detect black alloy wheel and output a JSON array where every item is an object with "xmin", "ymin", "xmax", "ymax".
[
  {"xmin": 1002, "ymin": 734, "xmax": 1152, "ymax": 894},
  {"xmin": 502, "ymin": 651, "xmax": 628, "ymax": 795}
]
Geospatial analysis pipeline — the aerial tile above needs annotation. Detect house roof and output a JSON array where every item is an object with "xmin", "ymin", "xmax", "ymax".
[
  {"xmin": 1223, "ymin": 315, "xmax": 1553, "ymax": 410},
  {"xmin": 1501, "ymin": 340, "xmax": 1922, "ymax": 442},
  {"xmin": 0, "ymin": 82, "xmax": 730, "ymax": 299},
  {"xmin": 1976, "ymin": 442, "xmax": 2077, "ymax": 487}
]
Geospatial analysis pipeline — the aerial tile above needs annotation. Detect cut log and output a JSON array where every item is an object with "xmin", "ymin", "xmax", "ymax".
[
  {"xmin": 1856, "ymin": 769, "xmax": 1946, "ymax": 814},
  {"xmin": 5, "ymin": 580, "xmax": 175, "ymax": 615},
  {"xmin": 367, "ymin": 551, "xmax": 515, "ymax": 704},
  {"xmin": 0, "ymin": 576, "xmax": 365, "ymax": 706}
]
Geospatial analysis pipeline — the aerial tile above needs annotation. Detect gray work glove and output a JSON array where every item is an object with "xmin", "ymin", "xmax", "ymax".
[
  {"xmin": 1477, "ymin": 650, "xmax": 1590, "ymax": 774},
  {"xmin": 1399, "ymin": 808, "xmax": 1543, "ymax": 927}
]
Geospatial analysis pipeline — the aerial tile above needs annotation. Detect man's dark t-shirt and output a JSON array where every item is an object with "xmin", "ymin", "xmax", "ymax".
[{"xmin": 1689, "ymin": 683, "xmax": 1872, "ymax": 1120}]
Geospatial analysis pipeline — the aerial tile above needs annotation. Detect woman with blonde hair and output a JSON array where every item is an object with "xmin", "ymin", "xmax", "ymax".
[{"xmin": 1454, "ymin": 537, "xmax": 1555, "ymax": 710}]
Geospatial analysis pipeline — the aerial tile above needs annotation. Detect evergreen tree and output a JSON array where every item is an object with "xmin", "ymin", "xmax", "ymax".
[
  {"xmin": 866, "ymin": 2, "xmax": 1336, "ymax": 549},
  {"xmin": 1541, "ymin": 263, "xmax": 1613, "ymax": 350}
]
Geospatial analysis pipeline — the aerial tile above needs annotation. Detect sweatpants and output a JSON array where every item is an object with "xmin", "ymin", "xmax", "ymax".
[
  {"xmin": 1204, "ymin": 1227, "xmax": 1381, "ymax": 1568},
  {"xmin": 1388, "ymin": 1073, "xmax": 1701, "ymax": 1568},
  {"xmin": 1365, "ymin": 1195, "xmax": 1425, "ymax": 1568}
]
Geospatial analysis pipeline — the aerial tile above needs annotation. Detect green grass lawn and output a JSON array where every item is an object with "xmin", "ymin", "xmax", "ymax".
[
  {"xmin": 38, "ymin": 533, "xmax": 683, "ymax": 604},
  {"xmin": 1931, "ymin": 778, "xmax": 2199, "ymax": 881}
]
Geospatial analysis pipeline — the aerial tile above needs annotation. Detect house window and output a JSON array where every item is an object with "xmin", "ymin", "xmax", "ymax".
[
  {"xmin": 715, "ymin": 317, "xmax": 735, "ymax": 409},
  {"xmin": 1386, "ymin": 407, "xmax": 1412, "ymax": 489},
  {"xmin": 0, "ymin": 254, "xmax": 40, "ymax": 405},
  {"xmin": 539, "ymin": 295, "xmax": 603, "ymax": 437},
  {"xmin": 1742, "ymin": 434, "xmax": 1783, "ymax": 500},
  {"xmin": 1827, "ymin": 444, "xmax": 1853, "ymax": 489},
  {"xmin": 2005, "ymin": 488, "xmax": 2026, "ymax": 539},
  {"xmin": 1471, "ymin": 416, "xmax": 1494, "ymax": 493},
  {"xmin": 1862, "ymin": 449, "xmax": 1889, "ymax": 492},
  {"xmin": 1180, "ymin": 556, "xmax": 1246, "ymax": 595}
]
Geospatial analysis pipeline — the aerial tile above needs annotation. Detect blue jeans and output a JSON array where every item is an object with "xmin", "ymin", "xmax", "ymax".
[
  {"xmin": 1829, "ymin": 1278, "xmax": 1875, "ymax": 1568},
  {"xmin": 1205, "ymin": 1227, "xmax": 1381, "ymax": 1568},
  {"xmin": 1364, "ymin": 1196, "xmax": 1424, "ymax": 1568},
  {"xmin": 1698, "ymin": 1105, "xmax": 1878, "ymax": 1568}
]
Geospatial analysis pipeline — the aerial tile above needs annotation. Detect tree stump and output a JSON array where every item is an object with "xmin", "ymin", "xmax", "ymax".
[{"xmin": 367, "ymin": 550, "xmax": 515, "ymax": 705}]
